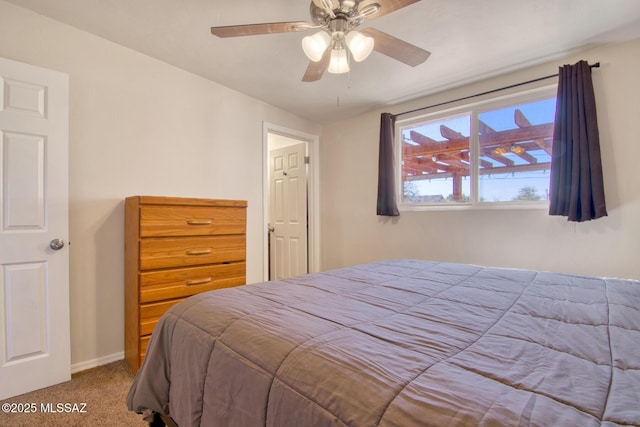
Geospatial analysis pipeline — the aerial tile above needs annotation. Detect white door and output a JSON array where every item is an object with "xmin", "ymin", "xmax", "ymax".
[
  {"xmin": 0, "ymin": 57, "xmax": 70, "ymax": 400},
  {"xmin": 269, "ymin": 143, "xmax": 307, "ymax": 280}
]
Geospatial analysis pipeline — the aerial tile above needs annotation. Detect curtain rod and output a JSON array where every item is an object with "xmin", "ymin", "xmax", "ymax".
[{"xmin": 393, "ymin": 62, "xmax": 600, "ymax": 118}]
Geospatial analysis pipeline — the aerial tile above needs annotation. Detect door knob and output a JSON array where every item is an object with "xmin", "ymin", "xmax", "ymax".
[
  {"xmin": 49, "ymin": 238, "xmax": 65, "ymax": 250},
  {"xmin": 268, "ymin": 226, "xmax": 275, "ymax": 233}
]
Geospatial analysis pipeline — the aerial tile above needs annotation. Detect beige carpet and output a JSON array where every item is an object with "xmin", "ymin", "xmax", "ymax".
[{"xmin": 0, "ymin": 360, "xmax": 148, "ymax": 426}]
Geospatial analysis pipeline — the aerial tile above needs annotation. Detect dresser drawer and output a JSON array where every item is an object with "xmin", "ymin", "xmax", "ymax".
[
  {"xmin": 140, "ymin": 235, "xmax": 246, "ymax": 270},
  {"xmin": 140, "ymin": 299, "xmax": 185, "ymax": 336},
  {"xmin": 140, "ymin": 206, "xmax": 246, "ymax": 237},
  {"xmin": 140, "ymin": 262, "xmax": 245, "ymax": 303}
]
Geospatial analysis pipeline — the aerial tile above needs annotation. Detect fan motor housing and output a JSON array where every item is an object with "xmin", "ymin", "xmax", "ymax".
[{"xmin": 310, "ymin": 1, "xmax": 362, "ymax": 24}]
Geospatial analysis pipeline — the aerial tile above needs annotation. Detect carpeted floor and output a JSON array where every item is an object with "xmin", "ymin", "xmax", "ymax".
[{"xmin": 0, "ymin": 360, "xmax": 148, "ymax": 426}]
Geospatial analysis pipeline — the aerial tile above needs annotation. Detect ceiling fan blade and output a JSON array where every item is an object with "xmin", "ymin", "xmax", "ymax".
[
  {"xmin": 302, "ymin": 49, "xmax": 331, "ymax": 82},
  {"xmin": 358, "ymin": 0, "xmax": 421, "ymax": 19},
  {"xmin": 361, "ymin": 28, "xmax": 430, "ymax": 67},
  {"xmin": 211, "ymin": 21, "xmax": 313, "ymax": 38}
]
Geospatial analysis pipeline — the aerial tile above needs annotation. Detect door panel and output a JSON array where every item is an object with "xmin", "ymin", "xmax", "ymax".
[
  {"xmin": 288, "ymin": 176, "xmax": 300, "ymax": 223},
  {"xmin": 3, "ymin": 132, "xmax": 46, "ymax": 229},
  {"xmin": 3, "ymin": 263, "xmax": 47, "ymax": 362},
  {"xmin": 0, "ymin": 57, "xmax": 70, "ymax": 400}
]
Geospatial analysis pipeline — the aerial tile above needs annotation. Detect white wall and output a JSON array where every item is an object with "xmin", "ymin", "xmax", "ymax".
[
  {"xmin": 0, "ymin": 0, "xmax": 321, "ymax": 367},
  {"xmin": 321, "ymin": 38, "xmax": 640, "ymax": 281}
]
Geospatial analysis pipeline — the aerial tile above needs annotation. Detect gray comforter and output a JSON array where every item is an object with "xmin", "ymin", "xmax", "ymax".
[{"xmin": 127, "ymin": 259, "xmax": 640, "ymax": 426}]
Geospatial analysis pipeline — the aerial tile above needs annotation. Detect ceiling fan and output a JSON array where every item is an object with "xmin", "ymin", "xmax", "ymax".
[{"xmin": 210, "ymin": 0, "xmax": 431, "ymax": 82}]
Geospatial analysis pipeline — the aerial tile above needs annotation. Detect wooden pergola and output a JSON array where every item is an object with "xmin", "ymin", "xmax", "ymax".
[{"xmin": 402, "ymin": 109, "xmax": 554, "ymax": 201}]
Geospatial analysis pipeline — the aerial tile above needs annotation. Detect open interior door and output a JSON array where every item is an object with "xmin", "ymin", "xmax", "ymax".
[
  {"xmin": 0, "ymin": 57, "xmax": 70, "ymax": 399},
  {"xmin": 269, "ymin": 142, "xmax": 308, "ymax": 280}
]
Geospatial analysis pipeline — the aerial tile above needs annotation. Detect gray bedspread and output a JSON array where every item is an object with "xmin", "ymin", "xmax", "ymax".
[{"xmin": 127, "ymin": 259, "xmax": 640, "ymax": 426}]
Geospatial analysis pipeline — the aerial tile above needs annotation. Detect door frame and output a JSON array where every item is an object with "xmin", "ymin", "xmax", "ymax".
[{"xmin": 262, "ymin": 122, "xmax": 320, "ymax": 281}]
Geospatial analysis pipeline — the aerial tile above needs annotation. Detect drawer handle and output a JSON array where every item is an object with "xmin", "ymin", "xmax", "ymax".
[
  {"xmin": 187, "ymin": 219, "xmax": 212, "ymax": 225},
  {"xmin": 186, "ymin": 249, "xmax": 212, "ymax": 256},
  {"xmin": 186, "ymin": 277, "xmax": 212, "ymax": 286}
]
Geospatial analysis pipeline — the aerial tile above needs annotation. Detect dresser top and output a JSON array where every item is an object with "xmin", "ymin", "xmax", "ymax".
[{"xmin": 126, "ymin": 196, "xmax": 247, "ymax": 208}]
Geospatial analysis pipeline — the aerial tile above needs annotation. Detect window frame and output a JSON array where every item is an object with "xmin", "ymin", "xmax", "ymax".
[{"xmin": 396, "ymin": 84, "xmax": 557, "ymax": 212}]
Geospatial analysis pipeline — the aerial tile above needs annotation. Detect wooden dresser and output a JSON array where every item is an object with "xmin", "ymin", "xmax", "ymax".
[{"xmin": 124, "ymin": 196, "xmax": 247, "ymax": 372}]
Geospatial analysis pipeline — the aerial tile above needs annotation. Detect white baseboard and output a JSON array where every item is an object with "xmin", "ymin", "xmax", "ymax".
[{"xmin": 71, "ymin": 351, "xmax": 124, "ymax": 374}]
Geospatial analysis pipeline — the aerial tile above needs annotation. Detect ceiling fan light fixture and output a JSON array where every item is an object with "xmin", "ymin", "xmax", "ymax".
[
  {"xmin": 328, "ymin": 47, "xmax": 350, "ymax": 74},
  {"xmin": 302, "ymin": 31, "xmax": 331, "ymax": 62},
  {"xmin": 345, "ymin": 30, "xmax": 374, "ymax": 62}
]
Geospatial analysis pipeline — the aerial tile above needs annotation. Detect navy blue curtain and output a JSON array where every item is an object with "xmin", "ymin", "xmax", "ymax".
[
  {"xmin": 549, "ymin": 60, "xmax": 607, "ymax": 222},
  {"xmin": 377, "ymin": 112, "xmax": 399, "ymax": 216}
]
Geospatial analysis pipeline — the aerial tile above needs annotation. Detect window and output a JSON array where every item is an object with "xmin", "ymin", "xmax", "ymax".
[{"xmin": 398, "ymin": 86, "xmax": 557, "ymax": 209}]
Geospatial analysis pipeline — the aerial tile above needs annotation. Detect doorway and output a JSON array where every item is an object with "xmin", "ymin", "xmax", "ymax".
[{"xmin": 263, "ymin": 123, "xmax": 320, "ymax": 281}]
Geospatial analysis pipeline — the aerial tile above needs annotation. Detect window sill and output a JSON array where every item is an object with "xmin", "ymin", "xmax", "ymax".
[{"xmin": 399, "ymin": 201, "xmax": 550, "ymax": 212}]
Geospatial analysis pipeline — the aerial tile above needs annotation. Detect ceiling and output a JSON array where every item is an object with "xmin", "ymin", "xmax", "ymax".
[{"xmin": 7, "ymin": 0, "xmax": 640, "ymax": 124}]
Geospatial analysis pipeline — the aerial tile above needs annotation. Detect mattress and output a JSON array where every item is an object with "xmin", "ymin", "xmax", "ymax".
[{"xmin": 127, "ymin": 259, "xmax": 640, "ymax": 426}]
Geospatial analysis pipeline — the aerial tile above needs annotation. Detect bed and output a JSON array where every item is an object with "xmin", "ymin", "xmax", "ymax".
[{"xmin": 127, "ymin": 259, "xmax": 640, "ymax": 426}]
